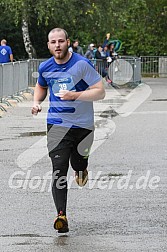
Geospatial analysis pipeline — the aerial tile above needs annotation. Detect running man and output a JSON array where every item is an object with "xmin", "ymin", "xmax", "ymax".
[{"xmin": 31, "ymin": 28, "xmax": 105, "ymax": 233}]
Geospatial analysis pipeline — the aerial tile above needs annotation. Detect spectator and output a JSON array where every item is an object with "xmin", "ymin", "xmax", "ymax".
[
  {"xmin": 95, "ymin": 44, "xmax": 104, "ymax": 59},
  {"xmin": 68, "ymin": 39, "xmax": 84, "ymax": 55},
  {"xmin": 102, "ymin": 33, "xmax": 110, "ymax": 48},
  {"xmin": 84, "ymin": 43, "xmax": 95, "ymax": 59},
  {"xmin": 107, "ymin": 42, "xmax": 118, "ymax": 63},
  {"xmin": 106, "ymin": 42, "xmax": 120, "ymax": 88},
  {"xmin": 0, "ymin": 39, "xmax": 13, "ymax": 63},
  {"xmin": 101, "ymin": 45, "xmax": 109, "ymax": 58},
  {"xmin": 95, "ymin": 44, "xmax": 108, "ymax": 78}
]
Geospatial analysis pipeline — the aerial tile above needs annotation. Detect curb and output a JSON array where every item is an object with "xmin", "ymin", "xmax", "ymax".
[{"xmin": 0, "ymin": 88, "xmax": 34, "ymax": 118}]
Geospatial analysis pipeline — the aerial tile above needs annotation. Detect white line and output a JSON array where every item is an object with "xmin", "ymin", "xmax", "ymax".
[{"xmin": 132, "ymin": 111, "xmax": 167, "ymax": 115}]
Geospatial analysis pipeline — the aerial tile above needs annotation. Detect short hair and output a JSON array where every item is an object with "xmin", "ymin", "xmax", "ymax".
[
  {"xmin": 1, "ymin": 39, "xmax": 7, "ymax": 45},
  {"xmin": 73, "ymin": 39, "xmax": 79, "ymax": 43},
  {"xmin": 48, "ymin": 28, "xmax": 69, "ymax": 40},
  {"xmin": 97, "ymin": 44, "xmax": 102, "ymax": 48}
]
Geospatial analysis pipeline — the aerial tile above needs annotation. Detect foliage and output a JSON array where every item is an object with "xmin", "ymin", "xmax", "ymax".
[{"xmin": 0, "ymin": 0, "xmax": 167, "ymax": 58}]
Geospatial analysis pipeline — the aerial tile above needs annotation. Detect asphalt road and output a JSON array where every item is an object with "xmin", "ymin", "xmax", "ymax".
[{"xmin": 0, "ymin": 78, "xmax": 166, "ymax": 252}]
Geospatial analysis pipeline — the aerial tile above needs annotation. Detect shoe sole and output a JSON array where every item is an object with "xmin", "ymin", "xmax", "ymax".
[{"xmin": 58, "ymin": 226, "xmax": 69, "ymax": 233}]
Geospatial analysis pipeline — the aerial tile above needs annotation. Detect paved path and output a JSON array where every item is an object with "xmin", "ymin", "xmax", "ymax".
[{"xmin": 0, "ymin": 78, "xmax": 166, "ymax": 251}]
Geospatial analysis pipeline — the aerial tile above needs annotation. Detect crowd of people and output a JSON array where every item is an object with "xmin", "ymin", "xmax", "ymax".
[
  {"xmin": 68, "ymin": 33, "xmax": 119, "ymax": 84},
  {"xmin": 0, "ymin": 33, "xmax": 118, "ymax": 84},
  {"xmin": 69, "ymin": 33, "xmax": 118, "ymax": 63}
]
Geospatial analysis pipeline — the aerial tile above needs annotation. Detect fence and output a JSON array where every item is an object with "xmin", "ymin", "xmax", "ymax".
[
  {"xmin": 28, "ymin": 59, "xmax": 45, "ymax": 86},
  {"xmin": 27, "ymin": 57, "xmax": 167, "ymax": 84},
  {"xmin": 28, "ymin": 57, "xmax": 141, "ymax": 87},
  {"xmin": 105, "ymin": 56, "xmax": 141, "ymax": 85},
  {"xmin": 0, "ymin": 61, "xmax": 29, "ymax": 110},
  {"xmin": 25, "ymin": 57, "xmax": 167, "ymax": 86},
  {"xmin": 94, "ymin": 56, "xmax": 167, "ymax": 79},
  {"xmin": 141, "ymin": 56, "xmax": 167, "ymax": 77},
  {"xmin": 0, "ymin": 56, "xmax": 166, "ymax": 110}
]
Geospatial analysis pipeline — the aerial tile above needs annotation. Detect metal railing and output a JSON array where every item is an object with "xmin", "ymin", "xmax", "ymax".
[
  {"xmin": 27, "ymin": 57, "xmax": 141, "ymax": 87},
  {"xmin": 0, "ymin": 56, "xmax": 166, "ymax": 110},
  {"xmin": 0, "ymin": 61, "xmax": 29, "ymax": 110},
  {"xmin": 92, "ymin": 56, "xmax": 141, "ymax": 85},
  {"xmin": 28, "ymin": 59, "xmax": 45, "ymax": 86},
  {"xmin": 141, "ymin": 56, "xmax": 167, "ymax": 77},
  {"xmin": 27, "ymin": 56, "xmax": 167, "ymax": 81},
  {"xmin": 27, "ymin": 56, "xmax": 167, "ymax": 86}
]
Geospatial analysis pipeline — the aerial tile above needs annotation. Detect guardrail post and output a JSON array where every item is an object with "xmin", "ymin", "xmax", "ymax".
[{"xmin": 159, "ymin": 57, "xmax": 167, "ymax": 77}]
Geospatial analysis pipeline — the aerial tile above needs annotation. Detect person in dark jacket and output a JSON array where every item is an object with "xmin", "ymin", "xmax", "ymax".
[
  {"xmin": 95, "ymin": 44, "xmax": 108, "ymax": 79},
  {"xmin": 95, "ymin": 45, "xmax": 104, "ymax": 59},
  {"xmin": 107, "ymin": 42, "xmax": 118, "ymax": 62}
]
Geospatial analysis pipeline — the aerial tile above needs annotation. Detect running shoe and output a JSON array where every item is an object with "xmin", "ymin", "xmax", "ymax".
[
  {"xmin": 75, "ymin": 169, "xmax": 88, "ymax": 187},
  {"xmin": 54, "ymin": 211, "xmax": 69, "ymax": 233}
]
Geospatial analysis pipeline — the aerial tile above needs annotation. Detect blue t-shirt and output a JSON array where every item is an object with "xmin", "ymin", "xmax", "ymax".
[
  {"xmin": 0, "ymin": 45, "xmax": 12, "ymax": 63},
  {"xmin": 38, "ymin": 53, "xmax": 101, "ymax": 128}
]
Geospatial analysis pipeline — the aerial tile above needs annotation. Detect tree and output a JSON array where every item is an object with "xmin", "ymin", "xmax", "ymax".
[
  {"xmin": 0, "ymin": 0, "xmax": 167, "ymax": 58},
  {"xmin": 1, "ymin": 0, "xmax": 37, "ymax": 58}
]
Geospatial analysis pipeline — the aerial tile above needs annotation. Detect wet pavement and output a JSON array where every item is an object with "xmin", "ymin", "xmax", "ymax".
[{"xmin": 0, "ymin": 78, "xmax": 167, "ymax": 251}]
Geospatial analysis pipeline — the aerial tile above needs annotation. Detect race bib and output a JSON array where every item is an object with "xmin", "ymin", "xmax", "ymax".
[{"xmin": 51, "ymin": 76, "xmax": 76, "ymax": 96}]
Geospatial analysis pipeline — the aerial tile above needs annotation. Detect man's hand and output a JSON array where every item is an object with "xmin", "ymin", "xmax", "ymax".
[
  {"xmin": 31, "ymin": 104, "xmax": 42, "ymax": 115},
  {"xmin": 58, "ymin": 90, "xmax": 76, "ymax": 100}
]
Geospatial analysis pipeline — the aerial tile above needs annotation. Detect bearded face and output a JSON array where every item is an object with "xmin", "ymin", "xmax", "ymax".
[{"xmin": 48, "ymin": 31, "xmax": 70, "ymax": 61}]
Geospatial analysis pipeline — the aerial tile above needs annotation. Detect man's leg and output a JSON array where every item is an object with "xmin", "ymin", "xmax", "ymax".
[
  {"xmin": 47, "ymin": 124, "xmax": 72, "ymax": 214},
  {"xmin": 70, "ymin": 128, "xmax": 94, "ymax": 186},
  {"xmin": 47, "ymin": 124, "xmax": 73, "ymax": 232},
  {"xmin": 49, "ymin": 148, "xmax": 71, "ymax": 233},
  {"xmin": 49, "ymin": 148, "xmax": 71, "ymax": 215}
]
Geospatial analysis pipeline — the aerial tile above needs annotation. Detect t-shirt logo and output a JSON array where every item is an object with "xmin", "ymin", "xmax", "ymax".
[{"xmin": 1, "ymin": 48, "xmax": 7, "ymax": 56}]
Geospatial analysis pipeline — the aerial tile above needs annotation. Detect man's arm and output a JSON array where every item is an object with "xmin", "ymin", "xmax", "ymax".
[
  {"xmin": 10, "ymin": 54, "xmax": 13, "ymax": 62},
  {"xmin": 59, "ymin": 80, "xmax": 105, "ymax": 101},
  {"xmin": 31, "ymin": 83, "xmax": 48, "ymax": 115},
  {"xmin": 9, "ymin": 47, "xmax": 13, "ymax": 62}
]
